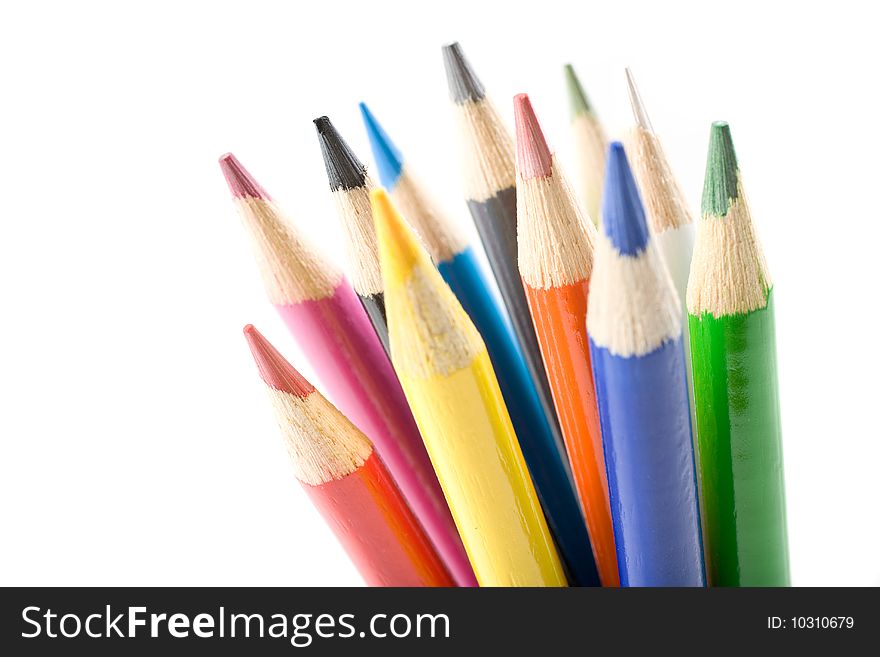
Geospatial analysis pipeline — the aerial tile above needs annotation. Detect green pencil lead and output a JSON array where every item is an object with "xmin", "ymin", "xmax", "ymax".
[
  {"xmin": 564, "ymin": 64, "xmax": 594, "ymax": 119},
  {"xmin": 702, "ymin": 121, "xmax": 740, "ymax": 218}
]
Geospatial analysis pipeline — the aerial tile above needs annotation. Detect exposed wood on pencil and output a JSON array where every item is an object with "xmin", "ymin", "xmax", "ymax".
[
  {"xmin": 623, "ymin": 68, "xmax": 698, "ymax": 433},
  {"xmin": 219, "ymin": 154, "xmax": 476, "ymax": 586},
  {"xmin": 687, "ymin": 122, "xmax": 788, "ymax": 586},
  {"xmin": 440, "ymin": 42, "xmax": 568, "ymax": 474},
  {"xmin": 563, "ymin": 64, "xmax": 607, "ymax": 224},
  {"xmin": 359, "ymin": 102, "xmax": 468, "ymax": 263},
  {"xmin": 588, "ymin": 143, "xmax": 705, "ymax": 587},
  {"xmin": 515, "ymin": 93, "xmax": 619, "ymax": 587},
  {"xmin": 219, "ymin": 153, "xmax": 340, "ymax": 304},
  {"xmin": 362, "ymin": 92, "xmax": 596, "ymax": 583},
  {"xmin": 313, "ymin": 116, "xmax": 389, "ymax": 353},
  {"xmin": 373, "ymin": 187, "xmax": 567, "ymax": 587},
  {"xmin": 243, "ymin": 325, "xmax": 455, "ymax": 587},
  {"xmin": 624, "ymin": 69, "xmax": 693, "ymax": 234}
]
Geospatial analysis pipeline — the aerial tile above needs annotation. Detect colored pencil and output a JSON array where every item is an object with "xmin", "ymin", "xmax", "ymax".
[
  {"xmin": 360, "ymin": 100, "xmax": 597, "ymax": 585},
  {"xmin": 440, "ymin": 43, "xmax": 568, "ymax": 456},
  {"xmin": 243, "ymin": 325, "xmax": 454, "ymax": 587},
  {"xmin": 313, "ymin": 116, "xmax": 389, "ymax": 354},
  {"xmin": 218, "ymin": 154, "xmax": 476, "ymax": 587},
  {"xmin": 625, "ymin": 69, "xmax": 697, "ymax": 422},
  {"xmin": 563, "ymin": 64, "xmax": 607, "ymax": 224},
  {"xmin": 587, "ymin": 142, "xmax": 705, "ymax": 587},
  {"xmin": 687, "ymin": 122, "xmax": 789, "ymax": 586},
  {"xmin": 514, "ymin": 94, "xmax": 618, "ymax": 588},
  {"xmin": 372, "ymin": 187, "xmax": 567, "ymax": 587}
]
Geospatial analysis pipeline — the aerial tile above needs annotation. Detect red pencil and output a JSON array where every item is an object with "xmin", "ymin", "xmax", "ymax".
[
  {"xmin": 219, "ymin": 153, "xmax": 474, "ymax": 586},
  {"xmin": 244, "ymin": 325, "xmax": 455, "ymax": 587}
]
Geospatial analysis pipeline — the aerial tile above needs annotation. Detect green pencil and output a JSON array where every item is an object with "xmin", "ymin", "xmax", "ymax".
[
  {"xmin": 687, "ymin": 122, "xmax": 790, "ymax": 586},
  {"xmin": 563, "ymin": 64, "xmax": 607, "ymax": 225}
]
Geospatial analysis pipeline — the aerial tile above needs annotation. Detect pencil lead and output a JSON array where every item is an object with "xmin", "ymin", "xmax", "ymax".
[
  {"xmin": 219, "ymin": 153, "xmax": 271, "ymax": 201},
  {"xmin": 243, "ymin": 324, "xmax": 314, "ymax": 398},
  {"xmin": 442, "ymin": 42, "xmax": 486, "ymax": 104},
  {"xmin": 514, "ymin": 93, "xmax": 552, "ymax": 179},
  {"xmin": 624, "ymin": 68, "xmax": 653, "ymax": 132},
  {"xmin": 702, "ymin": 121, "xmax": 740, "ymax": 218},
  {"xmin": 563, "ymin": 64, "xmax": 595, "ymax": 119},
  {"xmin": 602, "ymin": 142, "xmax": 649, "ymax": 255},
  {"xmin": 314, "ymin": 116, "xmax": 368, "ymax": 192},
  {"xmin": 359, "ymin": 103, "xmax": 404, "ymax": 189},
  {"xmin": 371, "ymin": 188, "xmax": 422, "ymax": 282}
]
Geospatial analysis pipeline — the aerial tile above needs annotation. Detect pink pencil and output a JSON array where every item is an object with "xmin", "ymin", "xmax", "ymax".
[{"xmin": 219, "ymin": 154, "xmax": 475, "ymax": 587}]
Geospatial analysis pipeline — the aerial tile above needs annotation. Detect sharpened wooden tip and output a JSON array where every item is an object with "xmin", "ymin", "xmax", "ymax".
[
  {"xmin": 514, "ymin": 93, "xmax": 552, "ymax": 179},
  {"xmin": 219, "ymin": 153, "xmax": 271, "ymax": 200},
  {"xmin": 243, "ymin": 324, "xmax": 315, "ymax": 397},
  {"xmin": 371, "ymin": 188, "xmax": 424, "ymax": 284}
]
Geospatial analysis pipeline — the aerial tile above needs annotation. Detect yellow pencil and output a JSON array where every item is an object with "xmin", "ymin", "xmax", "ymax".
[{"xmin": 371, "ymin": 188, "xmax": 567, "ymax": 587}]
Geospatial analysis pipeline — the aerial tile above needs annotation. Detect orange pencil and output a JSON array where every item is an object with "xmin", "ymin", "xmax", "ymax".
[{"xmin": 514, "ymin": 94, "xmax": 619, "ymax": 586}]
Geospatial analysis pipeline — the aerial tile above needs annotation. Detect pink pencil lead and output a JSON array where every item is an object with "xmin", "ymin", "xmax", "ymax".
[
  {"xmin": 243, "ymin": 324, "xmax": 315, "ymax": 397},
  {"xmin": 514, "ymin": 94, "xmax": 553, "ymax": 180},
  {"xmin": 219, "ymin": 153, "xmax": 271, "ymax": 201}
]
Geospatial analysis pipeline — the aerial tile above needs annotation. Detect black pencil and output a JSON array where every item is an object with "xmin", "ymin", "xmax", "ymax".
[
  {"xmin": 441, "ymin": 42, "xmax": 565, "ymax": 451},
  {"xmin": 313, "ymin": 116, "xmax": 389, "ymax": 354}
]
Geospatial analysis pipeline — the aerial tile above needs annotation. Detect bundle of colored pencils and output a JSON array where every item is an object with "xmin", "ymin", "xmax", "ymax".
[{"xmin": 219, "ymin": 43, "xmax": 789, "ymax": 588}]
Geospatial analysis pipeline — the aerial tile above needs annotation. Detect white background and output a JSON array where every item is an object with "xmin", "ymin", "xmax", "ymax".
[{"xmin": 1, "ymin": 0, "xmax": 877, "ymax": 586}]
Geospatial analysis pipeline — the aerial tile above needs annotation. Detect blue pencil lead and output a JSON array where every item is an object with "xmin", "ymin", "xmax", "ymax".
[
  {"xmin": 602, "ymin": 142, "xmax": 649, "ymax": 256},
  {"xmin": 359, "ymin": 102, "xmax": 404, "ymax": 189}
]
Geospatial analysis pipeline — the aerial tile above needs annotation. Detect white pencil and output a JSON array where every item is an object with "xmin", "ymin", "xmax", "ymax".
[{"xmin": 625, "ymin": 69, "xmax": 696, "ymax": 423}]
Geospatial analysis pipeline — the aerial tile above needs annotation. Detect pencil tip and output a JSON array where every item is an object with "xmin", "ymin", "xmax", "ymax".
[
  {"xmin": 442, "ymin": 42, "xmax": 486, "ymax": 104},
  {"xmin": 359, "ymin": 102, "xmax": 404, "ymax": 189},
  {"xmin": 313, "ymin": 115, "xmax": 367, "ymax": 191},
  {"xmin": 702, "ymin": 121, "xmax": 740, "ymax": 217},
  {"xmin": 371, "ymin": 187, "xmax": 422, "ymax": 282},
  {"xmin": 602, "ymin": 142, "xmax": 649, "ymax": 254},
  {"xmin": 514, "ymin": 93, "xmax": 552, "ymax": 179},
  {"xmin": 624, "ymin": 68, "xmax": 653, "ymax": 132},
  {"xmin": 243, "ymin": 325, "xmax": 315, "ymax": 397},
  {"xmin": 219, "ymin": 153, "xmax": 271, "ymax": 200},
  {"xmin": 563, "ymin": 64, "xmax": 594, "ymax": 119}
]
